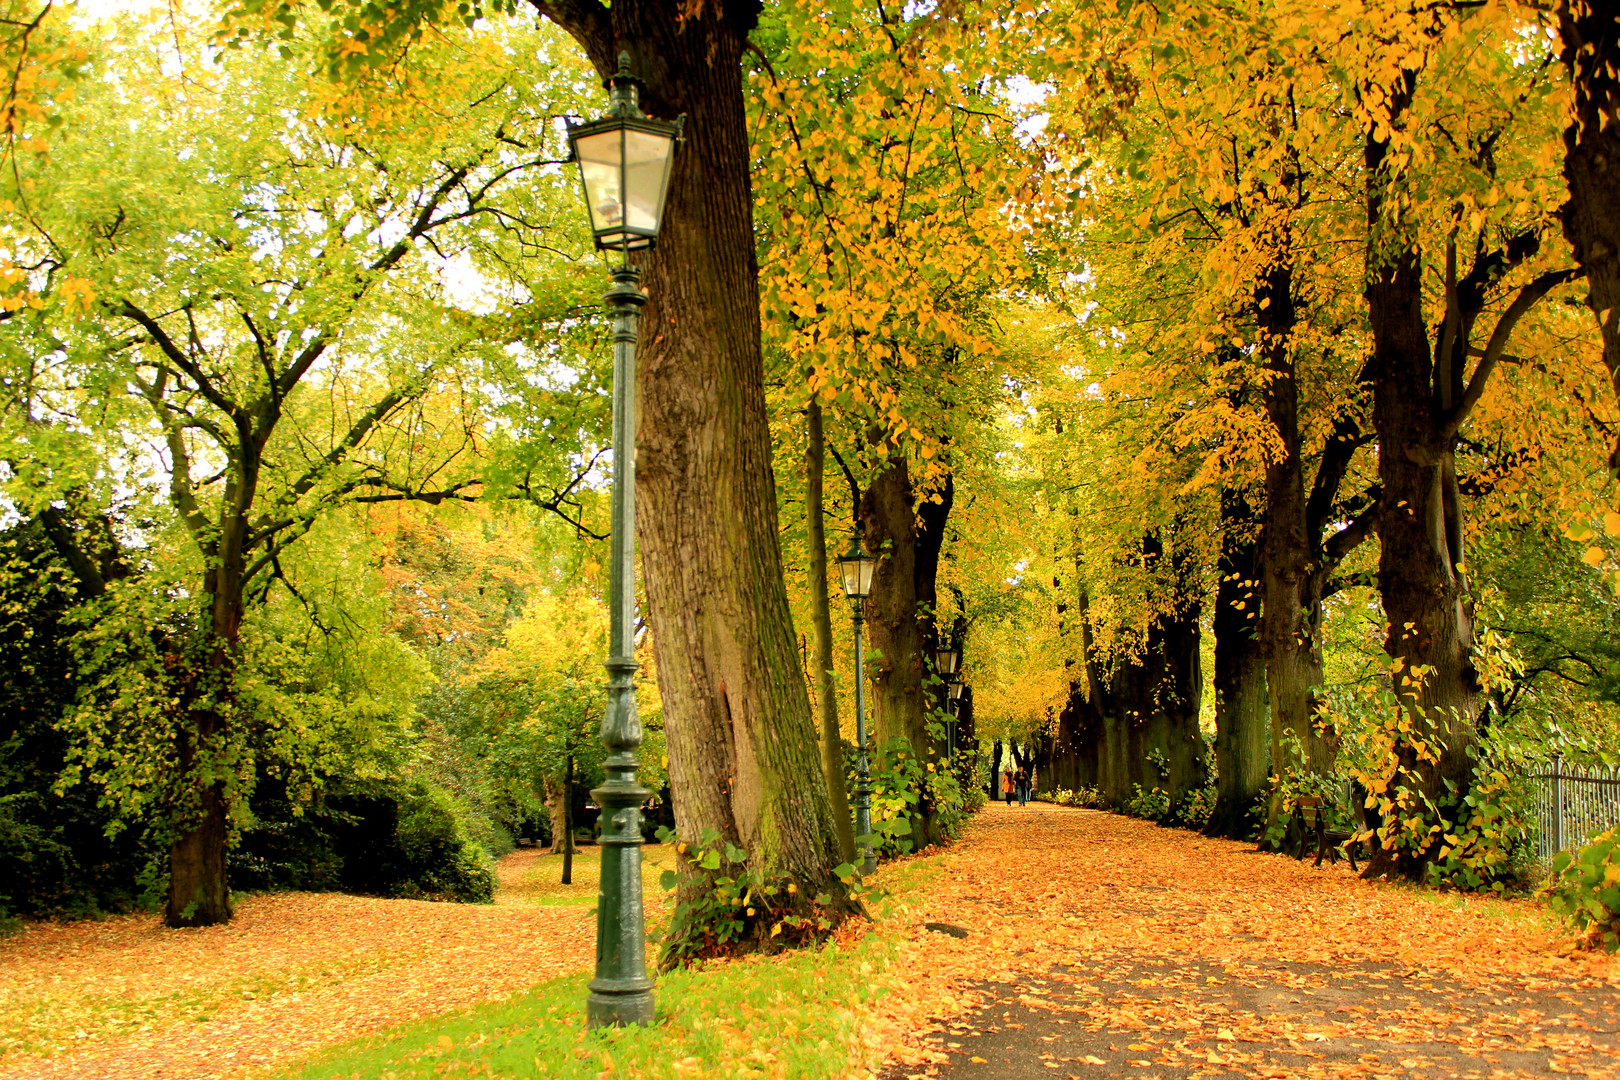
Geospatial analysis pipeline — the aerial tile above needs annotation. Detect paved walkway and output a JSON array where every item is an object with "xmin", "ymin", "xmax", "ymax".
[{"xmin": 880, "ymin": 803, "xmax": 1620, "ymax": 1080}]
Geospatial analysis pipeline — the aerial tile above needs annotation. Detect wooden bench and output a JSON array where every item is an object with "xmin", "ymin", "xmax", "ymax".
[{"xmin": 1288, "ymin": 795, "xmax": 1361, "ymax": 871}]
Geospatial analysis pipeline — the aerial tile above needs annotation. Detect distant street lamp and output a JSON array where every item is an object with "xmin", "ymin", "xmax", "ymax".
[
  {"xmin": 936, "ymin": 647, "xmax": 963, "ymax": 759},
  {"xmin": 837, "ymin": 532, "xmax": 879, "ymax": 875},
  {"xmin": 566, "ymin": 52, "xmax": 683, "ymax": 1030}
]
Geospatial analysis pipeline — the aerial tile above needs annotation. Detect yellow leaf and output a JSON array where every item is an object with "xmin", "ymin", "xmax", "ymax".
[
  {"xmin": 1604, "ymin": 511, "xmax": 1620, "ymax": 536},
  {"xmin": 1584, "ymin": 547, "xmax": 1606, "ymax": 566}
]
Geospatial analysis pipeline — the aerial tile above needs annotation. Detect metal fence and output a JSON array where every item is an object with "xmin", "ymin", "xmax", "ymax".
[{"xmin": 1533, "ymin": 759, "xmax": 1620, "ymax": 863}]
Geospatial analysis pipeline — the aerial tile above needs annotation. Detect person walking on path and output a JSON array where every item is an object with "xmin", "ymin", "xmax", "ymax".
[
  {"xmin": 1002, "ymin": 770, "xmax": 1015, "ymax": 806},
  {"xmin": 1015, "ymin": 767, "xmax": 1029, "ymax": 807}
]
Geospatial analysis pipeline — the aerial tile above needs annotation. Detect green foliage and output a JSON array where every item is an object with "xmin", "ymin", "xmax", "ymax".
[
  {"xmin": 0, "ymin": 526, "xmax": 160, "ymax": 923},
  {"xmin": 1171, "ymin": 785, "xmax": 1218, "ymax": 830},
  {"xmin": 1423, "ymin": 765, "xmax": 1537, "ymax": 892},
  {"xmin": 1543, "ymin": 827, "xmax": 1620, "ymax": 951},
  {"xmin": 654, "ymin": 827, "xmax": 860, "ymax": 969},
  {"xmin": 1123, "ymin": 785, "xmax": 1172, "ymax": 822},
  {"xmin": 232, "ymin": 778, "xmax": 493, "ymax": 903},
  {"xmin": 861, "ymin": 737, "xmax": 970, "ymax": 859},
  {"xmin": 1041, "ymin": 785, "xmax": 1102, "ymax": 808}
]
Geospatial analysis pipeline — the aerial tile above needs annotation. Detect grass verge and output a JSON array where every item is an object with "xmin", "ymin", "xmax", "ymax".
[{"xmin": 270, "ymin": 859, "xmax": 938, "ymax": 1080}]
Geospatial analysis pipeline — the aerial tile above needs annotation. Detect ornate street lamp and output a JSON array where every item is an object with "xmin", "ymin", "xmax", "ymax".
[
  {"xmin": 837, "ymin": 533, "xmax": 879, "ymax": 875},
  {"xmin": 566, "ymin": 53, "xmax": 683, "ymax": 1030},
  {"xmin": 934, "ymin": 646, "xmax": 961, "ymax": 679}
]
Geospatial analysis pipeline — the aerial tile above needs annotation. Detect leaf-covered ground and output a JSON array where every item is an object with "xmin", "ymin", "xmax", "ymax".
[
  {"xmin": 875, "ymin": 803, "xmax": 1620, "ymax": 1080},
  {"xmin": 6, "ymin": 807, "xmax": 1619, "ymax": 1079},
  {"xmin": 0, "ymin": 845, "xmax": 672, "ymax": 1080}
]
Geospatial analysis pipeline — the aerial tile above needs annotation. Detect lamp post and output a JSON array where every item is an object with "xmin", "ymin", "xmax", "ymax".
[
  {"xmin": 566, "ymin": 53, "xmax": 682, "ymax": 1030},
  {"xmin": 934, "ymin": 646, "xmax": 962, "ymax": 759},
  {"xmin": 837, "ymin": 533, "xmax": 878, "ymax": 876},
  {"xmin": 947, "ymin": 680, "xmax": 966, "ymax": 759}
]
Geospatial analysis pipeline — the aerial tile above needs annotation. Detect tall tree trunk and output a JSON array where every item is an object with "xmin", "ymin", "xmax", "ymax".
[
  {"xmin": 1079, "ymin": 538, "xmax": 1206, "ymax": 812},
  {"xmin": 1363, "ymin": 83, "xmax": 1478, "ymax": 877},
  {"xmin": 543, "ymin": 771, "xmax": 575, "ymax": 857},
  {"xmin": 531, "ymin": 0, "xmax": 845, "ymax": 938},
  {"xmin": 1208, "ymin": 486, "xmax": 1268, "ymax": 839},
  {"xmin": 167, "ymin": 512, "xmax": 247, "ymax": 928},
  {"xmin": 1557, "ymin": 0, "xmax": 1620, "ymax": 476},
  {"xmin": 860, "ymin": 455, "xmax": 928, "ymax": 755},
  {"xmin": 805, "ymin": 401, "xmax": 856, "ymax": 863},
  {"xmin": 859, "ymin": 455, "xmax": 953, "ymax": 847},
  {"xmin": 1256, "ymin": 261, "xmax": 1342, "ymax": 833}
]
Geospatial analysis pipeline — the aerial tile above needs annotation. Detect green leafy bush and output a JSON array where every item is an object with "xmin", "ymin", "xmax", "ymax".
[
  {"xmin": 654, "ymin": 826, "xmax": 860, "ymax": 968},
  {"xmin": 1171, "ymin": 784, "xmax": 1217, "ymax": 829},
  {"xmin": 1124, "ymin": 784, "xmax": 1172, "ymax": 821},
  {"xmin": 1041, "ymin": 785, "xmax": 1102, "ymax": 808},
  {"xmin": 232, "ymin": 778, "xmax": 494, "ymax": 903},
  {"xmin": 1542, "ymin": 827, "xmax": 1620, "ymax": 950}
]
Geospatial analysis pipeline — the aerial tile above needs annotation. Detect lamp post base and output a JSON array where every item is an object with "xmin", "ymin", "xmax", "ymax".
[
  {"xmin": 586, "ymin": 767, "xmax": 655, "ymax": 1029},
  {"xmin": 586, "ymin": 986, "xmax": 656, "ymax": 1028}
]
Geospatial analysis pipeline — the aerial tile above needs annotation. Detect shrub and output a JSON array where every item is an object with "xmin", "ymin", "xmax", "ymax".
[
  {"xmin": 1542, "ymin": 827, "xmax": 1620, "ymax": 950},
  {"xmin": 1171, "ymin": 784, "xmax": 1217, "ymax": 829},
  {"xmin": 849, "ymin": 736, "xmax": 971, "ymax": 859},
  {"xmin": 1124, "ymin": 784, "xmax": 1172, "ymax": 821},
  {"xmin": 654, "ymin": 827, "xmax": 861, "ymax": 968},
  {"xmin": 232, "ymin": 777, "xmax": 493, "ymax": 904},
  {"xmin": 1041, "ymin": 786, "xmax": 1102, "ymax": 808}
]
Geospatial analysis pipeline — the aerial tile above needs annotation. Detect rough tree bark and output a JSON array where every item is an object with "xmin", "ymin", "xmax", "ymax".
[
  {"xmin": 542, "ymin": 772, "xmax": 576, "ymax": 857},
  {"xmin": 1557, "ymin": 0, "xmax": 1620, "ymax": 476},
  {"xmin": 1362, "ymin": 70, "xmax": 1579, "ymax": 878},
  {"xmin": 861, "ymin": 455, "xmax": 928, "ymax": 754},
  {"xmin": 858, "ymin": 453, "xmax": 953, "ymax": 847},
  {"xmin": 1045, "ymin": 541, "xmax": 1205, "ymax": 813},
  {"xmin": 1208, "ymin": 485, "xmax": 1268, "ymax": 839},
  {"xmin": 1255, "ymin": 259, "xmax": 1376, "ymax": 833},
  {"xmin": 529, "ymin": 0, "xmax": 845, "ymax": 929}
]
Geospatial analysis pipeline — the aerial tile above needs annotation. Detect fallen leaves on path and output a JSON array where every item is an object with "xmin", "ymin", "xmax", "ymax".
[
  {"xmin": 867, "ymin": 804, "xmax": 1620, "ymax": 1080},
  {"xmin": 0, "ymin": 845, "xmax": 671, "ymax": 1080}
]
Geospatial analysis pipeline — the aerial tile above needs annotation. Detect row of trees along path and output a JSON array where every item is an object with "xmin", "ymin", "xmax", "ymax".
[{"xmin": 877, "ymin": 804, "xmax": 1620, "ymax": 1080}]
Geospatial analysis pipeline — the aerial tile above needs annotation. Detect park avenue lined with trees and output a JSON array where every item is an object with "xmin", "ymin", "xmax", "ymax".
[{"xmin": 2, "ymin": 0, "xmax": 1620, "ymax": 1076}]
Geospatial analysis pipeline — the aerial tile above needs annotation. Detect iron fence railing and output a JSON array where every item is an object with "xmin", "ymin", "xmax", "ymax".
[{"xmin": 1532, "ymin": 758, "xmax": 1620, "ymax": 863}]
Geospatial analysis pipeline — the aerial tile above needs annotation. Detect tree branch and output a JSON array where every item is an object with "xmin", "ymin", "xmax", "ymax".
[{"xmin": 1440, "ymin": 267, "xmax": 1583, "ymax": 442}]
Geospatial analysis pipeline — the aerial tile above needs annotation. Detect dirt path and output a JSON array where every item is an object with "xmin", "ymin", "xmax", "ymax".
[
  {"xmin": 0, "ymin": 844, "xmax": 669, "ymax": 1080},
  {"xmin": 879, "ymin": 803, "xmax": 1620, "ymax": 1080}
]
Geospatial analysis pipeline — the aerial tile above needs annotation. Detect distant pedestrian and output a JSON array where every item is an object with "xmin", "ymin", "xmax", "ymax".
[
  {"xmin": 1015, "ymin": 767, "xmax": 1029, "ymax": 806},
  {"xmin": 1002, "ymin": 770, "xmax": 1015, "ymax": 806}
]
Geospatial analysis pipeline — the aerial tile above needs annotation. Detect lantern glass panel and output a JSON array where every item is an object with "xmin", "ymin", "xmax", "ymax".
[
  {"xmin": 838, "ymin": 552, "xmax": 876, "ymax": 599},
  {"xmin": 575, "ymin": 128, "xmax": 626, "ymax": 236},
  {"xmin": 622, "ymin": 128, "xmax": 675, "ymax": 235},
  {"xmin": 934, "ymin": 648, "xmax": 961, "ymax": 676},
  {"xmin": 948, "ymin": 682, "xmax": 965, "ymax": 701}
]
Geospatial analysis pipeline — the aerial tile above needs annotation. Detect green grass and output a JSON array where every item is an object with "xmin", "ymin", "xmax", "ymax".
[{"xmin": 271, "ymin": 860, "xmax": 937, "ymax": 1080}]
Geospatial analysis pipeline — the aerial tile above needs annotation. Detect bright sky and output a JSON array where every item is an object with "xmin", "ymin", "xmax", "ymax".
[{"xmin": 69, "ymin": 0, "xmax": 167, "ymax": 18}]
